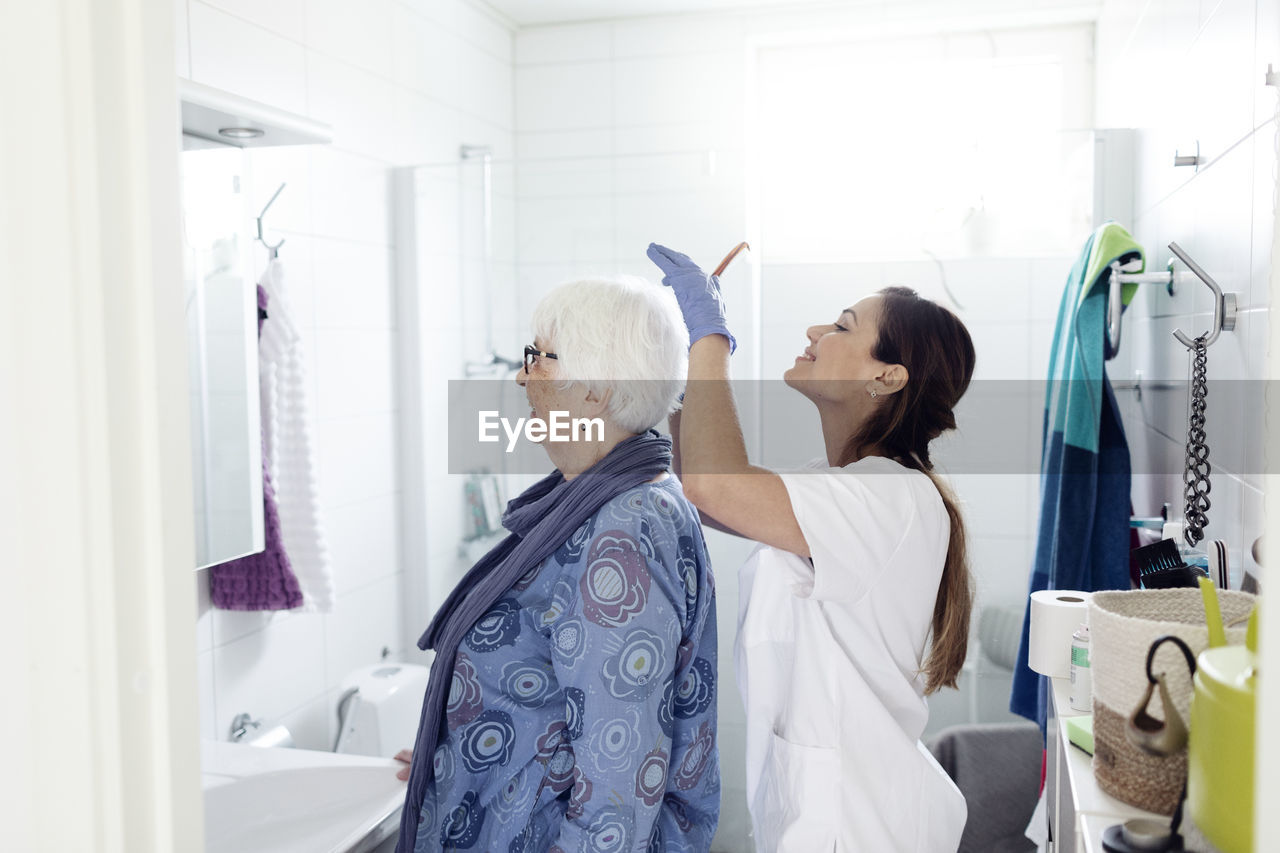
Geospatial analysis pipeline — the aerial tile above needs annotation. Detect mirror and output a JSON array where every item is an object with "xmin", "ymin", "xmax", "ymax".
[{"xmin": 181, "ymin": 133, "xmax": 264, "ymax": 569}]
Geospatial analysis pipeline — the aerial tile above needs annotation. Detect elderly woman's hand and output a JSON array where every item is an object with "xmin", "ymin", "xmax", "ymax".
[
  {"xmin": 393, "ymin": 748, "xmax": 412, "ymax": 781},
  {"xmin": 647, "ymin": 243, "xmax": 737, "ymax": 353}
]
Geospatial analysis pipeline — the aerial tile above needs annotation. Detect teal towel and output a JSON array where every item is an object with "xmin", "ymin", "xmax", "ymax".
[{"xmin": 1011, "ymin": 222, "xmax": 1140, "ymax": 730}]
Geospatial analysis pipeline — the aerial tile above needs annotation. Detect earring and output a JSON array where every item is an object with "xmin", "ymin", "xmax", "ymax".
[{"xmin": 868, "ymin": 388, "xmax": 878, "ymax": 399}]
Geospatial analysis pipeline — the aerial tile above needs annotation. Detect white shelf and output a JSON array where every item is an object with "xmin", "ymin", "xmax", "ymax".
[{"xmin": 1049, "ymin": 676, "xmax": 1165, "ymax": 853}]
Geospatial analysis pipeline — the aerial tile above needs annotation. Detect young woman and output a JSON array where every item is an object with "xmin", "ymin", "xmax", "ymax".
[{"xmin": 648, "ymin": 243, "xmax": 975, "ymax": 852}]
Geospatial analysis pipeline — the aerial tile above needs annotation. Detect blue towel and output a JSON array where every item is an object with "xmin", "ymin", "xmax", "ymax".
[{"xmin": 1010, "ymin": 223, "xmax": 1139, "ymax": 730}]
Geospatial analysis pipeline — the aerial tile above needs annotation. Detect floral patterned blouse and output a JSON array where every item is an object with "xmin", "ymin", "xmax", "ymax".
[{"xmin": 414, "ymin": 477, "xmax": 720, "ymax": 853}]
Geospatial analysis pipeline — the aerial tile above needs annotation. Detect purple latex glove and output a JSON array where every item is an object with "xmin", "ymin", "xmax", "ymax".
[{"xmin": 646, "ymin": 243, "xmax": 737, "ymax": 353}]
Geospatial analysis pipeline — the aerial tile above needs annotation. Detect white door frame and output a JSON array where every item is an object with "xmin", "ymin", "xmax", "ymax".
[{"xmin": 0, "ymin": 0, "xmax": 202, "ymax": 849}]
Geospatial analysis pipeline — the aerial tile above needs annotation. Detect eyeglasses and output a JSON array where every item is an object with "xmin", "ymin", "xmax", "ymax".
[{"xmin": 523, "ymin": 344, "xmax": 558, "ymax": 374}]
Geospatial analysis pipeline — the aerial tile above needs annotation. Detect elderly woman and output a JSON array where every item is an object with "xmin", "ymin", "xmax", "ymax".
[{"xmin": 395, "ymin": 277, "xmax": 720, "ymax": 853}]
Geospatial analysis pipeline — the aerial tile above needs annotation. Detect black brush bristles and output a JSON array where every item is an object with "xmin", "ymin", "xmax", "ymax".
[{"xmin": 1131, "ymin": 539, "xmax": 1200, "ymax": 589}]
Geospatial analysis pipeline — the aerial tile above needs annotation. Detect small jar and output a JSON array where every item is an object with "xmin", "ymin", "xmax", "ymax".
[{"xmin": 1069, "ymin": 623, "xmax": 1091, "ymax": 712}]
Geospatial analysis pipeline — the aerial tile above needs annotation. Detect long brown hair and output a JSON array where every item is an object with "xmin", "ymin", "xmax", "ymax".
[{"xmin": 838, "ymin": 286, "xmax": 976, "ymax": 694}]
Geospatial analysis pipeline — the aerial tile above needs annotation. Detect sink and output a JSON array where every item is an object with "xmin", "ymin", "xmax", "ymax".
[{"xmin": 202, "ymin": 742, "xmax": 405, "ymax": 853}]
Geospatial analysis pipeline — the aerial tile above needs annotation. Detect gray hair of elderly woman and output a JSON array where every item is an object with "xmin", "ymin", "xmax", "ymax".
[{"xmin": 530, "ymin": 276, "xmax": 688, "ymax": 435}]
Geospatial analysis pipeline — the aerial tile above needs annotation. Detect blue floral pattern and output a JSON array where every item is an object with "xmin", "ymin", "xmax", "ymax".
[
  {"xmin": 458, "ymin": 709, "xmax": 516, "ymax": 773},
  {"xmin": 466, "ymin": 598, "xmax": 523, "ymax": 653},
  {"xmin": 416, "ymin": 479, "xmax": 719, "ymax": 852}
]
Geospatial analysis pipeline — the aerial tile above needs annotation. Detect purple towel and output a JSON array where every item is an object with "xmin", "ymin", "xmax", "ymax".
[{"xmin": 208, "ymin": 285, "xmax": 304, "ymax": 611}]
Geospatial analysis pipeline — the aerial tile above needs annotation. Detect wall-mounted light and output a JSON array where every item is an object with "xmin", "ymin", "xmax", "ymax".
[
  {"xmin": 181, "ymin": 79, "xmax": 331, "ymax": 148},
  {"xmin": 218, "ymin": 127, "xmax": 265, "ymax": 140}
]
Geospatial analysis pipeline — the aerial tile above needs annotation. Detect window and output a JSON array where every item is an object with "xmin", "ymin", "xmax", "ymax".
[{"xmin": 753, "ymin": 25, "xmax": 1095, "ymax": 260}]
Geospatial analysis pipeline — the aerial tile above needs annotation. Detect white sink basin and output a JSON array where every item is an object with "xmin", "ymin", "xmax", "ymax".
[{"xmin": 202, "ymin": 742, "xmax": 405, "ymax": 853}]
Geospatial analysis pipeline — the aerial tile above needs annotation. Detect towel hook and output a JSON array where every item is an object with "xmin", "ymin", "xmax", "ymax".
[
  {"xmin": 1105, "ymin": 256, "xmax": 1176, "ymax": 359},
  {"xmin": 256, "ymin": 182, "xmax": 287, "ymax": 259},
  {"xmin": 1168, "ymin": 242, "xmax": 1237, "ymax": 349}
]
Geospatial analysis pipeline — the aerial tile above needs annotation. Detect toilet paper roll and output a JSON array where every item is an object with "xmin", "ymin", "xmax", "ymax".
[{"xmin": 1027, "ymin": 589, "xmax": 1091, "ymax": 678}]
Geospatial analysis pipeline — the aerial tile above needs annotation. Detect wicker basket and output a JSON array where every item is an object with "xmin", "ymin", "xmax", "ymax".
[{"xmin": 1087, "ymin": 589, "xmax": 1255, "ymax": 815}]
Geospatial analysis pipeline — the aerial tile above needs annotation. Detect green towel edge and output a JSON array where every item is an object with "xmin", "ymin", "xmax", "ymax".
[{"xmin": 1078, "ymin": 221, "xmax": 1144, "ymax": 310}]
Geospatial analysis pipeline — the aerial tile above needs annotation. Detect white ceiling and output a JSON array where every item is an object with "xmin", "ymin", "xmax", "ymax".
[{"xmin": 479, "ymin": 0, "xmax": 812, "ymax": 28}]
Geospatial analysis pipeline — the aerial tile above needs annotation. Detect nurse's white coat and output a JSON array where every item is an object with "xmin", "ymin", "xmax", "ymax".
[{"xmin": 735, "ymin": 456, "xmax": 967, "ymax": 852}]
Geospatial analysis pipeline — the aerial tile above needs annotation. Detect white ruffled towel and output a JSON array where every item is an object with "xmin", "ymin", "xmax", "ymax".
[{"xmin": 259, "ymin": 258, "xmax": 334, "ymax": 612}]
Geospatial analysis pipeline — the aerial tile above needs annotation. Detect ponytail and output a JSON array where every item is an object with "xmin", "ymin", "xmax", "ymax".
[{"xmin": 840, "ymin": 286, "xmax": 976, "ymax": 695}]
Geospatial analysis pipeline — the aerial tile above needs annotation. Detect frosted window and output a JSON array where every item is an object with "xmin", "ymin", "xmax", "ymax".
[{"xmin": 755, "ymin": 26, "xmax": 1095, "ymax": 260}]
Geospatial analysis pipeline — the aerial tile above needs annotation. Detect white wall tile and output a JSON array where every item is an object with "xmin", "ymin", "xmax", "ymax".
[
  {"xmin": 515, "ymin": 63, "xmax": 612, "ymax": 131},
  {"xmin": 315, "ymin": 330, "xmax": 397, "ymax": 418},
  {"xmin": 613, "ymin": 188, "xmax": 744, "ymax": 270},
  {"xmin": 1240, "ymin": 308, "xmax": 1268, "ymax": 488},
  {"xmin": 457, "ymin": 114, "xmax": 516, "ymax": 160},
  {"xmin": 197, "ymin": 649, "xmax": 217, "ymax": 740},
  {"xmin": 457, "ymin": 48, "xmax": 514, "ymax": 128},
  {"xmin": 188, "ymin": 2, "xmax": 308, "ymax": 116},
  {"xmin": 211, "ymin": 608, "xmax": 279, "ymax": 649},
  {"xmin": 323, "ymin": 575, "xmax": 406, "ymax": 685},
  {"xmin": 1254, "ymin": 0, "xmax": 1280, "ymax": 128},
  {"xmin": 200, "ymin": 0, "xmax": 305, "ymax": 42},
  {"xmin": 324, "ymin": 493, "xmax": 402, "ymax": 596},
  {"xmin": 944, "ymin": 258, "xmax": 1033, "ymax": 326},
  {"xmin": 395, "ymin": 90, "xmax": 463, "ymax": 166},
  {"xmin": 612, "ymin": 14, "xmax": 746, "ymax": 58},
  {"xmin": 1249, "ymin": 128, "xmax": 1275, "ymax": 311},
  {"xmin": 611, "ymin": 120, "xmax": 741, "ymax": 156},
  {"xmin": 309, "ymin": 148, "xmax": 393, "ymax": 245},
  {"xmin": 1029, "ymin": 256, "xmax": 1074, "ymax": 321},
  {"xmin": 516, "ymin": 129, "xmax": 612, "ymax": 161},
  {"xmin": 966, "ymin": 321, "xmax": 1034, "ymax": 380},
  {"xmin": 453, "ymin": 0, "xmax": 514, "ymax": 62},
  {"xmin": 305, "ymin": 0, "xmax": 394, "ymax": 79},
  {"xmin": 613, "ymin": 51, "xmax": 742, "ymax": 129},
  {"xmin": 392, "ymin": 4, "xmax": 462, "ymax": 104},
  {"xmin": 516, "ymin": 158, "xmax": 613, "ymax": 198},
  {"xmin": 306, "ymin": 52, "xmax": 400, "ymax": 163},
  {"xmin": 516, "ymin": 22, "xmax": 612, "ymax": 65},
  {"xmin": 517, "ymin": 196, "xmax": 614, "ymax": 264},
  {"xmin": 1185, "ymin": 0, "xmax": 1258, "ymax": 160},
  {"xmin": 969, "ymin": 534, "xmax": 1037, "ymax": 609},
  {"xmin": 212, "ymin": 611, "xmax": 327, "ymax": 738},
  {"xmin": 312, "ymin": 239, "xmax": 395, "ymax": 329},
  {"xmin": 1187, "ymin": 145, "xmax": 1254, "ymax": 319},
  {"xmin": 318, "ymin": 413, "xmax": 399, "ymax": 506}
]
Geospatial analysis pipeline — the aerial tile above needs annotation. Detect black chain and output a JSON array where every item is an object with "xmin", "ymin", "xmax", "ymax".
[{"xmin": 1183, "ymin": 334, "xmax": 1211, "ymax": 547}]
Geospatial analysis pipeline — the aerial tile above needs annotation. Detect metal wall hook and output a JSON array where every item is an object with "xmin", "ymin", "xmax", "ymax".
[
  {"xmin": 1105, "ymin": 257, "xmax": 1177, "ymax": 359},
  {"xmin": 1168, "ymin": 242, "xmax": 1237, "ymax": 349},
  {"xmin": 256, "ymin": 182, "xmax": 287, "ymax": 259},
  {"xmin": 1173, "ymin": 141, "xmax": 1200, "ymax": 170}
]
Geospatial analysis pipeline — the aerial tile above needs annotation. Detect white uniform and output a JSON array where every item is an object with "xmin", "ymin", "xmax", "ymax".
[{"xmin": 736, "ymin": 456, "xmax": 967, "ymax": 853}]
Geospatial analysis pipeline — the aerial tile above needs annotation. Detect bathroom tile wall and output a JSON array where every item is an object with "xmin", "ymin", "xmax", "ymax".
[
  {"xmin": 185, "ymin": 0, "xmax": 515, "ymax": 751},
  {"xmin": 1097, "ymin": 0, "xmax": 1277, "ymax": 590}
]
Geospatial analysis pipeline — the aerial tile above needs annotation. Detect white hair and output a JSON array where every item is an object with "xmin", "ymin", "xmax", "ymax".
[{"xmin": 531, "ymin": 276, "xmax": 687, "ymax": 434}]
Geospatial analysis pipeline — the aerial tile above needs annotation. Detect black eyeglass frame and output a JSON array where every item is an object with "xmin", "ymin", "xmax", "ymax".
[{"xmin": 523, "ymin": 345, "xmax": 558, "ymax": 373}]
